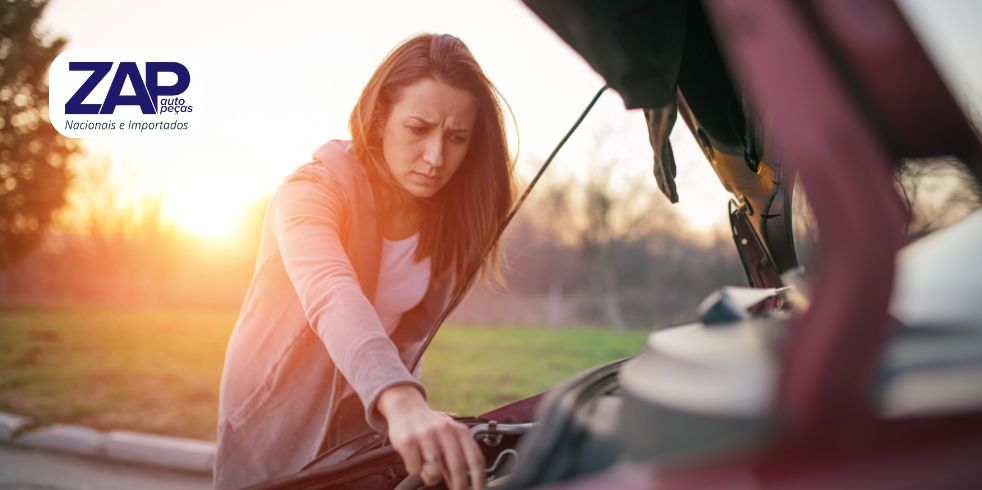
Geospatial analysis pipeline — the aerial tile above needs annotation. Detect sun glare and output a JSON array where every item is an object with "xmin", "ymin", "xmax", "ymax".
[
  {"xmin": 165, "ymin": 205, "xmax": 236, "ymax": 239},
  {"xmin": 161, "ymin": 185, "xmax": 253, "ymax": 240}
]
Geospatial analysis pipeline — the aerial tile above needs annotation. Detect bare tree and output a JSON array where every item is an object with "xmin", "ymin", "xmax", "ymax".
[
  {"xmin": 529, "ymin": 128, "xmax": 678, "ymax": 330},
  {"xmin": 892, "ymin": 98, "xmax": 982, "ymax": 238},
  {"xmin": 0, "ymin": 0, "xmax": 78, "ymax": 269},
  {"xmin": 54, "ymin": 153, "xmax": 174, "ymax": 304},
  {"xmin": 894, "ymin": 156, "xmax": 982, "ymax": 239},
  {"xmin": 0, "ymin": 151, "xmax": 272, "ymax": 307}
]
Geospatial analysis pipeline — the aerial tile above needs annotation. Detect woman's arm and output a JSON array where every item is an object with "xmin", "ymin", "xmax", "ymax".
[
  {"xmin": 378, "ymin": 385, "xmax": 486, "ymax": 490},
  {"xmin": 271, "ymin": 162, "xmax": 425, "ymax": 431},
  {"xmin": 272, "ymin": 161, "xmax": 484, "ymax": 489}
]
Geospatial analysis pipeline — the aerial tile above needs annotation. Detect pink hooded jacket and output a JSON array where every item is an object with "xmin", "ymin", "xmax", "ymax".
[{"xmin": 215, "ymin": 140, "xmax": 453, "ymax": 490}]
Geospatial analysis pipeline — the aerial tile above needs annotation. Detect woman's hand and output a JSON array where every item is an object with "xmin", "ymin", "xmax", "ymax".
[{"xmin": 377, "ymin": 385, "xmax": 486, "ymax": 490}]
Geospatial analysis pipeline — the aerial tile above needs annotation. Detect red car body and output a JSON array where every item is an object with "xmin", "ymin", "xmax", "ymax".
[{"xmin": 521, "ymin": 0, "xmax": 982, "ymax": 488}]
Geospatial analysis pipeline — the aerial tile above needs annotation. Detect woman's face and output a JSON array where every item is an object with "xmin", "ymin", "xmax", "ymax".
[{"xmin": 381, "ymin": 78, "xmax": 479, "ymax": 200}]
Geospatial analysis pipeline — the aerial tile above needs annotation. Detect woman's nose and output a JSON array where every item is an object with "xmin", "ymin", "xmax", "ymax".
[{"xmin": 422, "ymin": 134, "xmax": 444, "ymax": 168}]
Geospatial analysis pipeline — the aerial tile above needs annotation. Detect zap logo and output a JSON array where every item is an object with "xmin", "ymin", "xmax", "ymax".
[{"xmin": 49, "ymin": 50, "xmax": 202, "ymax": 138}]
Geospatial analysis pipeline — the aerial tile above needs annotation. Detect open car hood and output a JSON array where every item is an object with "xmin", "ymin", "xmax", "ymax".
[{"xmin": 523, "ymin": 0, "xmax": 982, "ymax": 286}]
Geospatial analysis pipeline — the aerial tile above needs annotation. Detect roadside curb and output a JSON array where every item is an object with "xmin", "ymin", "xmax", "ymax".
[
  {"xmin": 0, "ymin": 411, "xmax": 31, "ymax": 441},
  {"xmin": 0, "ymin": 411, "xmax": 215, "ymax": 475}
]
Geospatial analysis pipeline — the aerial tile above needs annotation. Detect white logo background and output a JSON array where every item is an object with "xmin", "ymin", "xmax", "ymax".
[{"xmin": 49, "ymin": 49, "xmax": 202, "ymax": 138}]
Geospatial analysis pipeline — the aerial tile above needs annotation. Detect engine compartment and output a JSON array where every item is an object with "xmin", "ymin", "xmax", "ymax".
[{"xmin": 246, "ymin": 208, "xmax": 982, "ymax": 490}]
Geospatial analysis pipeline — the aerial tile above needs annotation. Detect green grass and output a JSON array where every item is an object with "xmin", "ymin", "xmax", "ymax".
[
  {"xmin": 0, "ymin": 307, "xmax": 235, "ymax": 441},
  {"xmin": 0, "ymin": 307, "xmax": 648, "ymax": 441},
  {"xmin": 420, "ymin": 326, "xmax": 648, "ymax": 416}
]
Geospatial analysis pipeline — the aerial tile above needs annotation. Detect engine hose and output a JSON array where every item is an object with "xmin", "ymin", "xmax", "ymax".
[{"xmin": 393, "ymin": 474, "xmax": 424, "ymax": 490}]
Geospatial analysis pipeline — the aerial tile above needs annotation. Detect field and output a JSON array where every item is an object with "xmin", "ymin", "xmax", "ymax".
[{"xmin": 0, "ymin": 307, "xmax": 648, "ymax": 441}]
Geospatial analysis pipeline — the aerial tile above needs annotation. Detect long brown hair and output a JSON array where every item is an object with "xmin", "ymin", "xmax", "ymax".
[{"xmin": 349, "ymin": 33, "xmax": 515, "ymax": 296}]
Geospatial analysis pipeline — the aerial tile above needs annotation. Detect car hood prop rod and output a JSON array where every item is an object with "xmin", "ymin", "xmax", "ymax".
[{"xmin": 407, "ymin": 85, "xmax": 610, "ymax": 374}]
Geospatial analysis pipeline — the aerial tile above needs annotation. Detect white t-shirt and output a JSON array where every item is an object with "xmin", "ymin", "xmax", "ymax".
[
  {"xmin": 375, "ymin": 233, "xmax": 432, "ymax": 335},
  {"xmin": 343, "ymin": 232, "xmax": 431, "ymax": 399}
]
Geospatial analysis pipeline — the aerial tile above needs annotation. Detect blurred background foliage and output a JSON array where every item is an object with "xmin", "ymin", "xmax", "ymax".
[
  {"xmin": 3, "ymin": 129, "xmax": 980, "ymax": 329},
  {"xmin": 0, "ymin": 0, "xmax": 76, "ymax": 268},
  {"xmin": 0, "ymin": 129, "xmax": 749, "ymax": 330}
]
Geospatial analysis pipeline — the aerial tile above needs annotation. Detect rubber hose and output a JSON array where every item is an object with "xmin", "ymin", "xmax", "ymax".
[{"xmin": 393, "ymin": 474, "xmax": 424, "ymax": 490}]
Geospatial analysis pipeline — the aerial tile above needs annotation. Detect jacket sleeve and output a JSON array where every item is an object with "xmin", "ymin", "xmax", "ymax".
[{"xmin": 269, "ymin": 162, "xmax": 426, "ymax": 433}]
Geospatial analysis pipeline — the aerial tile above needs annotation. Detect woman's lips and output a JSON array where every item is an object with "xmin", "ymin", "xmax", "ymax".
[{"xmin": 413, "ymin": 172, "xmax": 439, "ymax": 185}]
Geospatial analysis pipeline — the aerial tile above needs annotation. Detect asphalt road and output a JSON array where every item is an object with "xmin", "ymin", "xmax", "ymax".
[{"xmin": 0, "ymin": 444, "xmax": 213, "ymax": 490}]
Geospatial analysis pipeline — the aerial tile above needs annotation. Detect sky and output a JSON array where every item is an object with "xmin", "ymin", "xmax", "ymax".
[{"xmin": 36, "ymin": 0, "xmax": 982, "ymax": 239}]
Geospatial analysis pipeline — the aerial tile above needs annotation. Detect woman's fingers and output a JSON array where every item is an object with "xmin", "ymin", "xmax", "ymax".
[
  {"xmin": 377, "ymin": 387, "xmax": 486, "ymax": 489},
  {"xmin": 436, "ymin": 428, "xmax": 468, "ymax": 490},
  {"xmin": 459, "ymin": 426, "xmax": 487, "ymax": 490},
  {"xmin": 418, "ymin": 436, "xmax": 444, "ymax": 487},
  {"xmin": 435, "ymin": 423, "xmax": 487, "ymax": 490},
  {"xmin": 396, "ymin": 436, "xmax": 423, "ymax": 478}
]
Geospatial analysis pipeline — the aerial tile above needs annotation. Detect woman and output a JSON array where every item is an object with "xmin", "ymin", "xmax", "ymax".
[{"xmin": 215, "ymin": 33, "xmax": 514, "ymax": 490}]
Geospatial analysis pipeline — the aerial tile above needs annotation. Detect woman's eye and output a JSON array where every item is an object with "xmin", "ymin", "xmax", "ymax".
[
  {"xmin": 449, "ymin": 134, "xmax": 466, "ymax": 144},
  {"xmin": 409, "ymin": 126, "xmax": 425, "ymax": 134}
]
